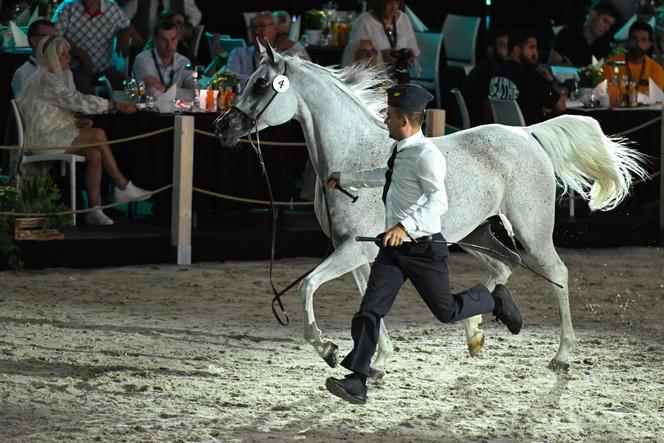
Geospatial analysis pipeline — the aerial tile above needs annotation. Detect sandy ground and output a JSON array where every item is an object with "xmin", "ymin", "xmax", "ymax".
[{"xmin": 1, "ymin": 247, "xmax": 663, "ymax": 442}]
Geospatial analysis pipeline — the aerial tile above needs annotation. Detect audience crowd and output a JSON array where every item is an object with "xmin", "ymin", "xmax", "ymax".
[{"xmin": 4, "ymin": 0, "xmax": 664, "ymax": 224}]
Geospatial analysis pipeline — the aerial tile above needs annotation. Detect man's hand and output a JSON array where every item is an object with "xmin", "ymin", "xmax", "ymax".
[
  {"xmin": 383, "ymin": 223, "xmax": 408, "ymax": 247},
  {"xmin": 144, "ymin": 75, "xmax": 166, "ymax": 93},
  {"xmin": 116, "ymin": 101, "xmax": 138, "ymax": 113},
  {"xmin": 325, "ymin": 172, "xmax": 341, "ymax": 189},
  {"xmin": 76, "ymin": 118, "xmax": 93, "ymax": 129}
]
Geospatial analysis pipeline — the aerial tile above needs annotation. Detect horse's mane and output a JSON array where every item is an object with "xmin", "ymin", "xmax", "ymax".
[{"xmin": 286, "ymin": 56, "xmax": 390, "ymax": 125}]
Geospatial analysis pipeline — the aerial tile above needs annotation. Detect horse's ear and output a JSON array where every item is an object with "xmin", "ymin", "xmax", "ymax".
[
  {"xmin": 265, "ymin": 40, "xmax": 277, "ymax": 65},
  {"xmin": 257, "ymin": 39, "xmax": 267, "ymax": 59}
]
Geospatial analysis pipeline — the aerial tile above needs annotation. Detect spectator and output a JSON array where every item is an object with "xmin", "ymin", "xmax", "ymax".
[
  {"xmin": 462, "ymin": 28, "xmax": 509, "ymax": 126},
  {"xmin": 152, "ymin": 9, "xmax": 197, "ymax": 64},
  {"xmin": 16, "ymin": 36, "xmax": 149, "ymax": 226},
  {"xmin": 11, "ymin": 19, "xmax": 56, "ymax": 96},
  {"xmin": 53, "ymin": 0, "xmax": 143, "ymax": 93},
  {"xmin": 133, "ymin": 20, "xmax": 193, "ymax": 98},
  {"xmin": 226, "ymin": 11, "xmax": 309, "ymax": 90},
  {"xmin": 602, "ymin": 21, "xmax": 664, "ymax": 94},
  {"xmin": 549, "ymin": 0, "xmax": 620, "ymax": 67},
  {"xmin": 346, "ymin": 0, "xmax": 419, "ymax": 83},
  {"xmin": 272, "ymin": 10, "xmax": 305, "ymax": 57},
  {"xmin": 651, "ymin": 7, "xmax": 664, "ymax": 65},
  {"xmin": 122, "ymin": 0, "xmax": 201, "ymax": 43},
  {"xmin": 489, "ymin": 28, "xmax": 565, "ymax": 125}
]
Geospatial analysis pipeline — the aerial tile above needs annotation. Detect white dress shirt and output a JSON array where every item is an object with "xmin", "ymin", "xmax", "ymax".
[
  {"xmin": 132, "ymin": 48, "xmax": 193, "ymax": 98},
  {"xmin": 340, "ymin": 130, "xmax": 448, "ymax": 238},
  {"xmin": 11, "ymin": 56, "xmax": 38, "ymax": 97}
]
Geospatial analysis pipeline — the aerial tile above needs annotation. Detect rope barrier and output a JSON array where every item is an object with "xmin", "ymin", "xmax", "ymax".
[
  {"xmin": 194, "ymin": 129, "xmax": 307, "ymax": 146},
  {"xmin": 0, "ymin": 184, "xmax": 173, "ymax": 217},
  {"xmin": 613, "ymin": 116, "xmax": 662, "ymax": 137},
  {"xmin": 0, "ymin": 127, "xmax": 174, "ymax": 151},
  {"xmin": 192, "ymin": 186, "xmax": 314, "ymax": 206}
]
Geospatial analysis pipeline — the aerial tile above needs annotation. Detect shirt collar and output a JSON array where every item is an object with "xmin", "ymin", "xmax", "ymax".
[
  {"xmin": 82, "ymin": 0, "xmax": 107, "ymax": 16},
  {"xmin": 396, "ymin": 130, "xmax": 425, "ymax": 152},
  {"xmin": 154, "ymin": 49, "xmax": 176, "ymax": 69}
]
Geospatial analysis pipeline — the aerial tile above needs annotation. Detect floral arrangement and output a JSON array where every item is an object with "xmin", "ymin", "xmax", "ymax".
[{"xmin": 577, "ymin": 65, "xmax": 603, "ymax": 88}]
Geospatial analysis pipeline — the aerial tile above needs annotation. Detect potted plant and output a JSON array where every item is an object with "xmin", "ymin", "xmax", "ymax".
[
  {"xmin": 303, "ymin": 10, "xmax": 326, "ymax": 45},
  {"xmin": 13, "ymin": 176, "xmax": 72, "ymax": 241},
  {"xmin": 577, "ymin": 65, "xmax": 603, "ymax": 89},
  {"xmin": 0, "ymin": 184, "xmax": 20, "ymax": 269}
]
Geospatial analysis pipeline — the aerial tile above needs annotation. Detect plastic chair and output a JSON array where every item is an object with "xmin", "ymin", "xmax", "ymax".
[
  {"xmin": 10, "ymin": 99, "xmax": 85, "ymax": 225},
  {"xmin": 488, "ymin": 97, "xmax": 526, "ymax": 126},
  {"xmin": 409, "ymin": 31, "xmax": 443, "ymax": 108},
  {"xmin": 219, "ymin": 36, "xmax": 247, "ymax": 53},
  {"xmin": 451, "ymin": 88, "xmax": 470, "ymax": 130},
  {"xmin": 442, "ymin": 14, "xmax": 481, "ymax": 72}
]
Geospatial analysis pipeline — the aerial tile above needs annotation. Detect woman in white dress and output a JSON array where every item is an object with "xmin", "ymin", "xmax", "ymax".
[
  {"xmin": 17, "ymin": 36, "xmax": 149, "ymax": 226},
  {"xmin": 344, "ymin": 0, "xmax": 419, "ymax": 80}
]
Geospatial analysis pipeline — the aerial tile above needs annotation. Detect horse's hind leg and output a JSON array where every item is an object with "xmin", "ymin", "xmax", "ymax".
[
  {"xmin": 461, "ymin": 249, "xmax": 513, "ymax": 356},
  {"xmin": 506, "ymin": 206, "xmax": 576, "ymax": 371},
  {"xmin": 458, "ymin": 223, "xmax": 514, "ymax": 356},
  {"xmin": 298, "ymin": 240, "xmax": 374, "ymax": 368},
  {"xmin": 352, "ymin": 263, "xmax": 394, "ymax": 379}
]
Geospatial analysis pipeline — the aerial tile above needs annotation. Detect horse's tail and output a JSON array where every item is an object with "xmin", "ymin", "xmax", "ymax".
[{"xmin": 527, "ymin": 114, "xmax": 649, "ymax": 211}]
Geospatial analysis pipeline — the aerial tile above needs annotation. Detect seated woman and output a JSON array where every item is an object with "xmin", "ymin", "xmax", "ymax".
[
  {"xmin": 273, "ymin": 10, "xmax": 311, "ymax": 60},
  {"xmin": 348, "ymin": 0, "xmax": 419, "ymax": 82},
  {"xmin": 17, "ymin": 36, "xmax": 149, "ymax": 226},
  {"xmin": 341, "ymin": 38, "xmax": 383, "ymax": 67}
]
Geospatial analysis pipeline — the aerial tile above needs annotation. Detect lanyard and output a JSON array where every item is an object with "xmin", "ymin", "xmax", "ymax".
[
  {"xmin": 382, "ymin": 15, "xmax": 398, "ymax": 49},
  {"xmin": 151, "ymin": 49, "xmax": 174, "ymax": 87}
]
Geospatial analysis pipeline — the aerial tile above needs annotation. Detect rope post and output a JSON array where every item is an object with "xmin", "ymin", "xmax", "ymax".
[
  {"xmin": 660, "ymin": 105, "xmax": 664, "ymax": 240},
  {"xmin": 171, "ymin": 115, "xmax": 194, "ymax": 265},
  {"xmin": 425, "ymin": 109, "xmax": 446, "ymax": 137}
]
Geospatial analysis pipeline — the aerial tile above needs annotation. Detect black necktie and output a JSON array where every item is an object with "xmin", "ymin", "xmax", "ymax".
[{"xmin": 382, "ymin": 144, "xmax": 398, "ymax": 205}]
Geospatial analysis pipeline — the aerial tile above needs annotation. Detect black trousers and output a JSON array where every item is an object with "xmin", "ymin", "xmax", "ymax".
[{"xmin": 340, "ymin": 233, "xmax": 495, "ymax": 376}]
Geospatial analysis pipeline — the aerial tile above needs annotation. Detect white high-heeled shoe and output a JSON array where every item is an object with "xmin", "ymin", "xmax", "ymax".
[
  {"xmin": 85, "ymin": 209, "xmax": 114, "ymax": 226},
  {"xmin": 114, "ymin": 181, "xmax": 150, "ymax": 204}
]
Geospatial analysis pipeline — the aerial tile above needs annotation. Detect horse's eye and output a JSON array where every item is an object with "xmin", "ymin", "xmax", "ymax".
[{"xmin": 255, "ymin": 78, "xmax": 269, "ymax": 89}]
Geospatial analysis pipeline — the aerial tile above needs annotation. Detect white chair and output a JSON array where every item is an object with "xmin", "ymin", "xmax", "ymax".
[
  {"xmin": 451, "ymin": 88, "xmax": 470, "ymax": 130},
  {"xmin": 442, "ymin": 14, "xmax": 481, "ymax": 72},
  {"xmin": 10, "ymin": 99, "xmax": 85, "ymax": 225},
  {"xmin": 488, "ymin": 97, "xmax": 525, "ymax": 126},
  {"xmin": 409, "ymin": 31, "xmax": 443, "ymax": 108}
]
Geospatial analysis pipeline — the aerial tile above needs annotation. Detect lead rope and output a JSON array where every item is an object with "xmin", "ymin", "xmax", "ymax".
[{"xmin": 245, "ymin": 119, "xmax": 334, "ymax": 326}]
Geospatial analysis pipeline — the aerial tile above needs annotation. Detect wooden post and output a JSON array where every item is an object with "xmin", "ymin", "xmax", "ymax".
[
  {"xmin": 660, "ymin": 105, "xmax": 664, "ymax": 241},
  {"xmin": 426, "ymin": 109, "xmax": 446, "ymax": 137},
  {"xmin": 171, "ymin": 115, "xmax": 194, "ymax": 265}
]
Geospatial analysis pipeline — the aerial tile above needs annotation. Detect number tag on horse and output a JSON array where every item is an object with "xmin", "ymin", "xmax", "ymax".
[{"xmin": 272, "ymin": 75, "xmax": 290, "ymax": 93}]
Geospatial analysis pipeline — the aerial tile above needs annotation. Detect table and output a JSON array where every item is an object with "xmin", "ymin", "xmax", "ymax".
[
  {"xmin": 92, "ymin": 112, "xmax": 310, "ymax": 218},
  {"xmin": 567, "ymin": 105, "xmax": 663, "ymax": 236}
]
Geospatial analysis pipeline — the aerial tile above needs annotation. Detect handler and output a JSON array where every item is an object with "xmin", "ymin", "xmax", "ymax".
[{"xmin": 324, "ymin": 84, "xmax": 522, "ymax": 405}]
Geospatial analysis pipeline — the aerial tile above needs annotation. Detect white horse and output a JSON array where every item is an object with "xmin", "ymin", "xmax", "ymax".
[{"xmin": 215, "ymin": 44, "xmax": 648, "ymax": 373}]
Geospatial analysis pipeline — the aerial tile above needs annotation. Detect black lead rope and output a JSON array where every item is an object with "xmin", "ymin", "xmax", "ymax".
[{"xmin": 355, "ymin": 236, "xmax": 564, "ymax": 288}]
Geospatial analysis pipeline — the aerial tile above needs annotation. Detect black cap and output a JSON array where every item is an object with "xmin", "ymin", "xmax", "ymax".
[{"xmin": 386, "ymin": 84, "xmax": 433, "ymax": 112}]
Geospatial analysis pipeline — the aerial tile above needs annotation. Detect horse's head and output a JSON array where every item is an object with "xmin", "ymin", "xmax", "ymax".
[{"xmin": 215, "ymin": 41, "xmax": 298, "ymax": 147}]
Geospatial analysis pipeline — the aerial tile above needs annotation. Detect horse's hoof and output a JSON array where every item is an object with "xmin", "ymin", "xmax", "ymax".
[
  {"xmin": 322, "ymin": 342, "xmax": 339, "ymax": 368},
  {"xmin": 467, "ymin": 332, "xmax": 485, "ymax": 357},
  {"xmin": 368, "ymin": 367, "xmax": 385, "ymax": 381},
  {"xmin": 548, "ymin": 358, "xmax": 570, "ymax": 372}
]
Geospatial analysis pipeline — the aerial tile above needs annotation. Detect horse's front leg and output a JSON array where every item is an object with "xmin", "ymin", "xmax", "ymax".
[{"xmin": 298, "ymin": 240, "xmax": 373, "ymax": 368}]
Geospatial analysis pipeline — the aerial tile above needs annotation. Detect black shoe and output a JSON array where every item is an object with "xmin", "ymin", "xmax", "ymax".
[
  {"xmin": 325, "ymin": 375, "xmax": 367, "ymax": 404},
  {"xmin": 492, "ymin": 284, "xmax": 522, "ymax": 334}
]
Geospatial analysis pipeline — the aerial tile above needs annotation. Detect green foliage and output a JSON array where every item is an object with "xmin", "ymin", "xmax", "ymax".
[
  {"xmin": 15, "ymin": 176, "xmax": 73, "ymax": 232},
  {"xmin": 303, "ymin": 10, "xmax": 326, "ymax": 30},
  {"xmin": 577, "ymin": 65, "xmax": 603, "ymax": 88},
  {"xmin": 0, "ymin": 185, "xmax": 20, "ymax": 269}
]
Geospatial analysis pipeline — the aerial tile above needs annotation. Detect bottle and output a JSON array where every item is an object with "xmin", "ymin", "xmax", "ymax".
[
  {"xmin": 628, "ymin": 80, "xmax": 638, "ymax": 107},
  {"xmin": 192, "ymin": 69, "xmax": 200, "ymax": 110},
  {"xmin": 608, "ymin": 66, "xmax": 619, "ymax": 108},
  {"xmin": 620, "ymin": 74, "xmax": 629, "ymax": 107}
]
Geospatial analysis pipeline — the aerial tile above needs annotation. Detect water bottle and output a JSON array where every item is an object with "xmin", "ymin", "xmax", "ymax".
[{"xmin": 192, "ymin": 69, "xmax": 200, "ymax": 111}]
